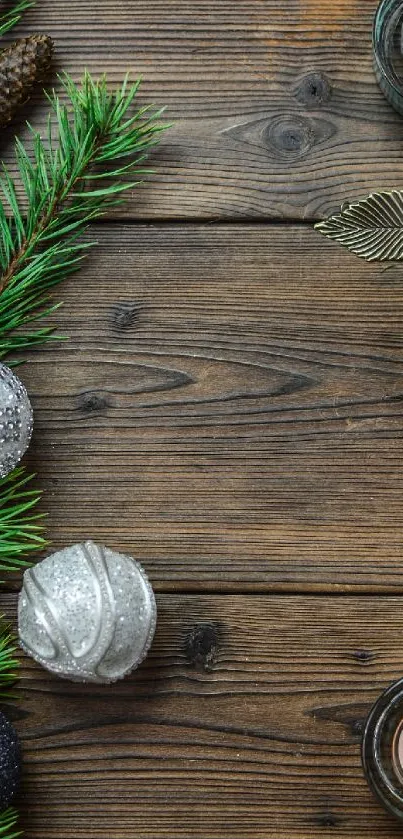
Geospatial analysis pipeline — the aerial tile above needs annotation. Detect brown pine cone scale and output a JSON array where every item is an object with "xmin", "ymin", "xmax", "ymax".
[{"xmin": 0, "ymin": 34, "xmax": 53, "ymax": 128}]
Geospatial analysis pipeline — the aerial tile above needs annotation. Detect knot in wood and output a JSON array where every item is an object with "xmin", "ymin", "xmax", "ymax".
[
  {"xmin": 316, "ymin": 813, "xmax": 342, "ymax": 829},
  {"xmin": 353, "ymin": 649, "xmax": 374, "ymax": 665},
  {"xmin": 293, "ymin": 72, "xmax": 332, "ymax": 108},
  {"xmin": 78, "ymin": 391, "xmax": 109, "ymax": 413},
  {"xmin": 264, "ymin": 114, "xmax": 315, "ymax": 161},
  {"xmin": 112, "ymin": 302, "xmax": 141, "ymax": 331},
  {"xmin": 184, "ymin": 623, "xmax": 219, "ymax": 671}
]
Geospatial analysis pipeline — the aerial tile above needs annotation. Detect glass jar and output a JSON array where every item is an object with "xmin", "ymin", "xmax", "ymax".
[
  {"xmin": 362, "ymin": 678, "xmax": 403, "ymax": 819},
  {"xmin": 373, "ymin": 0, "xmax": 403, "ymax": 114}
]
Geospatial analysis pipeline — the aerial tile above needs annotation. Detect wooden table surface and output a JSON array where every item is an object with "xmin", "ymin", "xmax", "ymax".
[{"xmin": 2, "ymin": 0, "xmax": 403, "ymax": 836}]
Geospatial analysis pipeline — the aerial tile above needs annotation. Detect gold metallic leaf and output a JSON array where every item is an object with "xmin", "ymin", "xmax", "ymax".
[{"xmin": 315, "ymin": 190, "xmax": 403, "ymax": 261}]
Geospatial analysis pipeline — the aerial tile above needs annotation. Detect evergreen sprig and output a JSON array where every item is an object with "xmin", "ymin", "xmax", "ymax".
[
  {"xmin": 0, "ymin": 808, "xmax": 20, "ymax": 839},
  {"xmin": 0, "ymin": 468, "xmax": 46, "ymax": 573},
  {"xmin": 0, "ymin": 73, "xmax": 165, "ymax": 837},
  {"xmin": 0, "ymin": 72, "xmax": 165, "ymax": 357},
  {"xmin": 0, "ymin": 1, "xmax": 33, "ymax": 37},
  {"xmin": 0, "ymin": 620, "xmax": 18, "ymax": 695}
]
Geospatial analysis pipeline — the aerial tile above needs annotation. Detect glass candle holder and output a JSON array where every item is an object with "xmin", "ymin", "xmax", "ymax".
[
  {"xmin": 362, "ymin": 678, "xmax": 403, "ymax": 820},
  {"xmin": 373, "ymin": 0, "xmax": 403, "ymax": 114}
]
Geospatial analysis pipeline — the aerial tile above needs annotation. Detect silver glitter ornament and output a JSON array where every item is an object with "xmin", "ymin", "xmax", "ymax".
[
  {"xmin": 0, "ymin": 362, "xmax": 33, "ymax": 478},
  {"xmin": 18, "ymin": 541, "xmax": 157, "ymax": 684}
]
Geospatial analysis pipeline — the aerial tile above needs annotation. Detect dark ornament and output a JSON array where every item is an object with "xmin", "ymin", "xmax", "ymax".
[
  {"xmin": 0, "ymin": 34, "xmax": 53, "ymax": 128},
  {"xmin": 0, "ymin": 711, "xmax": 20, "ymax": 810}
]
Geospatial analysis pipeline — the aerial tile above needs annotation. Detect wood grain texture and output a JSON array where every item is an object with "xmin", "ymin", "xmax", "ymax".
[
  {"xmin": 2, "ymin": 1, "xmax": 403, "ymax": 837},
  {"xmin": 2, "ymin": 592, "xmax": 403, "ymax": 838},
  {"xmin": 1, "ymin": 0, "xmax": 403, "ymax": 220},
  {"xmin": 8, "ymin": 222, "xmax": 403, "ymax": 593}
]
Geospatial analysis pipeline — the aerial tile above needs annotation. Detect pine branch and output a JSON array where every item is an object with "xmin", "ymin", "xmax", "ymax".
[
  {"xmin": 0, "ymin": 620, "xmax": 19, "ymax": 696},
  {"xmin": 0, "ymin": 1, "xmax": 33, "ymax": 37},
  {"xmin": 0, "ymin": 72, "xmax": 166, "ymax": 357},
  {"xmin": 0, "ymin": 468, "xmax": 46, "ymax": 573},
  {"xmin": 0, "ymin": 69, "xmax": 166, "ymax": 839},
  {"xmin": 0, "ymin": 808, "xmax": 20, "ymax": 839}
]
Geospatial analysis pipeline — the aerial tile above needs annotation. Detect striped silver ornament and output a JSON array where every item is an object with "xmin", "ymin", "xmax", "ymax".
[
  {"xmin": 0, "ymin": 363, "xmax": 33, "ymax": 478},
  {"xmin": 18, "ymin": 541, "xmax": 157, "ymax": 684}
]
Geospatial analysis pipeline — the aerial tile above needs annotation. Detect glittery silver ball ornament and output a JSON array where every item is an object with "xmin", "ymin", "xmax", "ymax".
[
  {"xmin": 0, "ymin": 711, "xmax": 21, "ymax": 810},
  {"xmin": 18, "ymin": 541, "xmax": 157, "ymax": 684},
  {"xmin": 0, "ymin": 362, "xmax": 33, "ymax": 478}
]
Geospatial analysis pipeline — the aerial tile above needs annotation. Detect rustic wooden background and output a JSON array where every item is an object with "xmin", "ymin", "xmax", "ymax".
[{"xmin": 2, "ymin": 0, "xmax": 403, "ymax": 836}]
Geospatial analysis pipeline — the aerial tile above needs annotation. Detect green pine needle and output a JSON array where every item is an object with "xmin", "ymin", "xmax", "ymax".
[
  {"xmin": 0, "ymin": 72, "xmax": 166, "ymax": 357},
  {"xmin": 0, "ymin": 1, "xmax": 34, "ymax": 37},
  {"xmin": 0, "ymin": 808, "xmax": 20, "ymax": 839},
  {"xmin": 0, "ymin": 620, "xmax": 19, "ymax": 695},
  {"xmin": 0, "ymin": 468, "xmax": 47, "ymax": 573}
]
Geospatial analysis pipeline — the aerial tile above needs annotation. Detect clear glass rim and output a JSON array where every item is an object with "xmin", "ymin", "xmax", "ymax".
[
  {"xmin": 362, "ymin": 677, "xmax": 403, "ymax": 820},
  {"xmin": 373, "ymin": 0, "xmax": 403, "ymax": 100}
]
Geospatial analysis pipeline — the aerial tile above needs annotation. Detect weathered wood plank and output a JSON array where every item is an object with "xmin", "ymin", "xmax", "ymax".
[
  {"xmin": 9, "ymin": 222, "xmax": 403, "ymax": 592},
  {"xmin": 1, "ymin": 592, "xmax": 403, "ymax": 838},
  {"xmin": 1, "ymin": 0, "xmax": 402, "ymax": 220}
]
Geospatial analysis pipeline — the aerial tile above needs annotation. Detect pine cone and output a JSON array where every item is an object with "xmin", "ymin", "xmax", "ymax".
[{"xmin": 0, "ymin": 34, "xmax": 53, "ymax": 128}]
